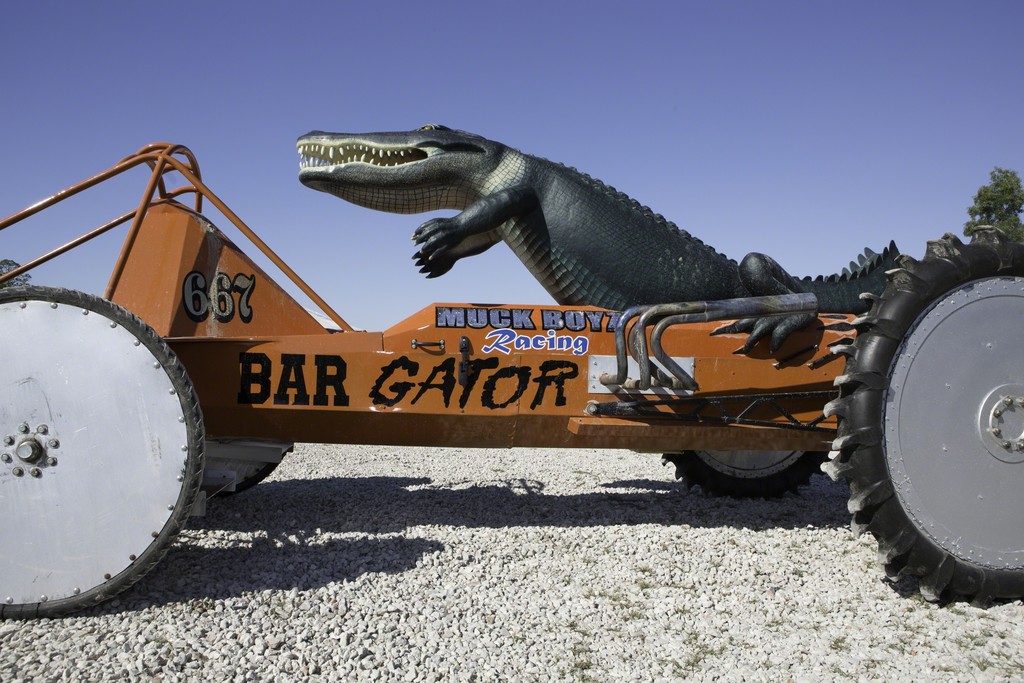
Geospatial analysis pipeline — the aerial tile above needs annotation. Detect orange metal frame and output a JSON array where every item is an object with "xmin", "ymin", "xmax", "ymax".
[{"xmin": 1, "ymin": 144, "xmax": 854, "ymax": 453}]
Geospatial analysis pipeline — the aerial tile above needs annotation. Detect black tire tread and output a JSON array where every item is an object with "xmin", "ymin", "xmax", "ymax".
[
  {"xmin": 664, "ymin": 451, "xmax": 826, "ymax": 498},
  {"xmin": 825, "ymin": 229, "xmax": 1024, "ymax": 602}
]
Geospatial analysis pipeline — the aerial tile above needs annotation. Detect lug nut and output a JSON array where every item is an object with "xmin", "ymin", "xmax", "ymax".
[
  {"xmin": 12, "ymin": 467, "xmax": 24, "ymax": 477},
  {"xmin": 15, "ymin": 440, "xmax": 43, "ymax": 463},
  {"xmin": 2, "ymin": 436, "xmax": 13, "ymax": 446},
  {"xmin": 29, "ymin": 468, "xmax": 41, "ymax": 478},
  {"xmin": 17, "ymin": 423, "xmax": 28, "ymax": 434},
  {"xmin": 990, "ymin": 427, "xmax": 1003, "ymax": 438},
  {"xmin": 1, "ymin": 454, "xmax": 10, "ymax": 463},
  {"xmin": 1000, "ymin": 440, "xmax": 1012, "ymax": 450},
  {"xmin": 47, "ymin": 439, "xmax": 59, "ymax": 449},
  {"xmin": 35, "ymin": 425, "xmax": 47, "ymax": 435},
  {"xmin": 46, "ymin": 457, "xmax": 58, "ymax": 466}
]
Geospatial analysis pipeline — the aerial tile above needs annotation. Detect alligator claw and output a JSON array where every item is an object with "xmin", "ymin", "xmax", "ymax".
[
  {"xmin": 413, "ymin": 250, "xmax": 454, "ymax": 278},
  {"xmin": 412, "ymin": 217, "xmax": 464, "ymax": 262},
  {"xmin": 715, "ymin": 314, "xmax": 816, "ymax": 354}
]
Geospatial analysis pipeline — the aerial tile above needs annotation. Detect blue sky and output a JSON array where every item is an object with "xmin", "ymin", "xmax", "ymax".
[{"xmin": 2, "ymin": 1, "xmax": 1022, "ymax": 330}]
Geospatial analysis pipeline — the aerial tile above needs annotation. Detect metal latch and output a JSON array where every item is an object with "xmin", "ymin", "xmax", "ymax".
[
  {"xmin": 410, "ymin": 338, "xmax": 445, "ymax": 351},
  {"xmin": 458, "ymin": 336, "xmax": 470, "ymax": 386}
]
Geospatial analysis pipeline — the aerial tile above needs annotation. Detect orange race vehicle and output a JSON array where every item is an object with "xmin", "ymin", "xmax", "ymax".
[{"xmin": 2, "ymin": 143, "xmax": 1023, "ymax": 618}]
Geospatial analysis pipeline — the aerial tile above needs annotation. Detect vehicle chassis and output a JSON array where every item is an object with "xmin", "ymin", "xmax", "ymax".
[{"xmin": 2, "ymin": 143, "xmax": 1022, "ymax": 617}]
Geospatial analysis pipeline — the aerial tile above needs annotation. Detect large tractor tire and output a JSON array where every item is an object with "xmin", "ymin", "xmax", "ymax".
[
  {"xmin": 664, "ymin": 450, "xmax": 826, "ymax": 498},
  {"xmin": 0, "ymin": 287, "xmax": 204, "ymax": 618},
  {"xmin": 825, "ymin": 229, "xmax": 1024, "ymax": 602}
]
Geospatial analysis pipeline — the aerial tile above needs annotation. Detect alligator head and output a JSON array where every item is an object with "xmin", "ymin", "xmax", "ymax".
[{"xmin": 297, "ymin": 124, "xmax": 505, "ymax": 214}]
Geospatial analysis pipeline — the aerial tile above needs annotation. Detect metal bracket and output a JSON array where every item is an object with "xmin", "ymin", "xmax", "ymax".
[{"xmin": 586, "ymin": 390, "xmax": 836, "ymax": 432}]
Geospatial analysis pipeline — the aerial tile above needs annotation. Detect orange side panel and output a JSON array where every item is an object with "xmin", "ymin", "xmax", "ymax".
[{"xmin": 110, "ymin": 204, "xmax": 327, "ymax": 338}]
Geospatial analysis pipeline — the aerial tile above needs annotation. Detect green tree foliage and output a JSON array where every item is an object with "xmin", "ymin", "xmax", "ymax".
[
  {"xmin": 964, "ymin": 167, "xmax": 1024, "ymax": 241},
  {"xmin": 0, "ymin": 259, "xmax": 31, "ymax": 288}
]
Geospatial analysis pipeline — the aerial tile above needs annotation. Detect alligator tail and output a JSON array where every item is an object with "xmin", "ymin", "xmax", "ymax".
[{"xmin": 801, "ymin": 241, "xmax": 900, "ymax": 313}]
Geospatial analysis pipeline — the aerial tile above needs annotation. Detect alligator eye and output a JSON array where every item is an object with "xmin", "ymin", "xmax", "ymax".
[{"xmin": 417, "ymin": 124, "xmax": 450, "ymax": 131}]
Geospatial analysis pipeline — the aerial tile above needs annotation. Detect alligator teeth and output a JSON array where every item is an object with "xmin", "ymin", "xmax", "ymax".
[{"xmin": 297, "ymin": 142, "xmax": 429, "ymax": 169}]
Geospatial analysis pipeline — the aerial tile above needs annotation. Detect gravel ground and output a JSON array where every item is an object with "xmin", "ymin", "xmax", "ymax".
[{"xmin": 3, "ymin": 443, "xmax": 1023, "ymax": 682}]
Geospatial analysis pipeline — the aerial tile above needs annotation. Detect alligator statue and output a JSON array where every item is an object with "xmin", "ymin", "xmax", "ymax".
[{"xmin": 296, "ymin": 125, "xmax": 898, "ymax": 352}]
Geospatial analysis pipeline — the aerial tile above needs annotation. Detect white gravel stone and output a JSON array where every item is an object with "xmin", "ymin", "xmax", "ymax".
[{"xmin": 2, "ymin": 443, "xmax": 1023, "ymax": 681}]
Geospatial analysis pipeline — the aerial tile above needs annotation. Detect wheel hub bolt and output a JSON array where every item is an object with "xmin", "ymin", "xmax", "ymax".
[
  {"xmin": 12, "ymin": 467, "xmax": 24, "ymax": 477},
  {"xmin": 29, "ymin": 468, "xmax": 41, "ymax": 478},
  {"xmin": 35, "ymin": 425, "xmax": 47, "ymax": 435},
  {"xmin": 15, "ymin": 440, "xmax": 43, "ymax": 463},
  {"xmin": 47, "ymin": 439, "xmax": 59, "ymax": 449},
  {"xmin": 46, "ymin": 456, "xmax": 58, "ymax": 466},
  {"xmin": 2, "ymin": 436, "xmax": 13, "ymax": 446},
  {"xmin": 17, "ymin": 423, "xmax": 28, "ymax": 434},
  {"xmin": 0, "ymin": 454, "xmax": 10, "ymax": 464}
]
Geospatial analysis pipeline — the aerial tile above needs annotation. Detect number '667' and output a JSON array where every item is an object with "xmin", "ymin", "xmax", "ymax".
[{"xmin": 182, "ymin": 271, "xmax": 256, "ymax": 323}]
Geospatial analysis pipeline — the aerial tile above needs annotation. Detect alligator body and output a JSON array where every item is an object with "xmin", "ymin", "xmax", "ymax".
[{"xmin": 297, "ymin": 125, "xmax": 898, "ymax": 351}]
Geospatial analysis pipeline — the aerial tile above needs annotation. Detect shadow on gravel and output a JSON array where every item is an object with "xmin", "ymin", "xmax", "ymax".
[
  {"xmin": 91, "ymin": 535, "xmax": 445, "ymax": 616},
  {"xmin": 197, "ymin": 472, "xmax": 851, "ymax": 536}
]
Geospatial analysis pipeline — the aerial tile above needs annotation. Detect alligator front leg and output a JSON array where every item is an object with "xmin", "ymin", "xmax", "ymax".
[
  {"xmin": 412, "ymin": 186, "xmax": 538, "ymax": 278},
  {"xmin": 713, "ymin": 252, "xmax": 817, "ymax": 353}
]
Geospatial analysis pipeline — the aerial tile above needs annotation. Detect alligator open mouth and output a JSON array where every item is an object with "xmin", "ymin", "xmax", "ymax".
[{"xmin": 297, "ymin": 142, "xmax": 428, "ymax": 170}]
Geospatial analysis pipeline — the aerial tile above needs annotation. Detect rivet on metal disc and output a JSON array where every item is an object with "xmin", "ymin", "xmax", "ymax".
[
  {"xmin": 19, "ymin": 303, "xmax": 26, "ymax": 309},
  {"xmin": 151, "ymin": 531, "xmax": 159, "ymax": 538},
  {"xmin": 104, "ymin": 573, "xmax": 111, "ymax": 580},
  {"xmin": 82, "ymin": 310, "xmax": 88, "ymax": 315},
  {"xmin": 50, "ymin": 303, "xmax": 57, "ymax": 309},
  {"xmin": 129, "ymin": 554, "xmax": 137, "ymax": 561},
  {"xmin": 177, "ymin": 475, "xmax": 184, "ymax": 482},
  {"xmin": 181, "ymin": 445, "xmax": 188, "ymax": 452},
  {"xmin": 169, "ymin": 388, "xmax": 176, "ymax": 395},
  {"xmin": 153, "ymin": 362, "xmax": 160, "ymax": 369},
  {"xmin": 134, "ymin": 340, "xmax": 141, "ymax": 346},
  {"xmin": 178, "ymin": 417, "xmax": 185, "ymax": 423},
  {"xmin": 39, "ymin": 595, "xmax": 47, "ymax": 603},
  {"xmin": 73, "ymin": 588, "xmax": 80, "ymax": 595},
  {"xmin": 4, "ymin": 597, "xmax": 12, "ymax": 604},
  {"xmin": 167, "ymin": 504, "xmax": 174, "ymax": 511},
  {"xmin": 110, "ymin": 322, "xmax": 117, "ymax": 328}
]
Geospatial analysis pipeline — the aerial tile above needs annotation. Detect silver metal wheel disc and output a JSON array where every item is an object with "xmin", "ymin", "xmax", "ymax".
[
  {"xmin": 885, "ymin": 276, "xmax": 1024, "ymax": 570},
  {"xmin": 0, "ymin": 296, "xmax": 193, "ymax": 608},
  {"xmin": 694, "ymin": 450, "xmax": 803, "ymax": 478}
]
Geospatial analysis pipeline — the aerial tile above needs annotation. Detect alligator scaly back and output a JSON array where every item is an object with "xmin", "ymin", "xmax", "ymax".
[{"xmin": 547, "ymin": 159, "xmax": 738, "ymax": 266}]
